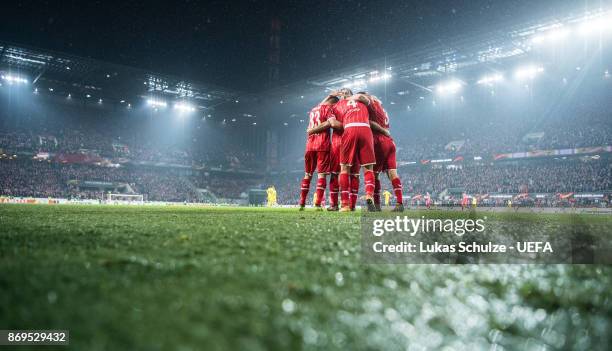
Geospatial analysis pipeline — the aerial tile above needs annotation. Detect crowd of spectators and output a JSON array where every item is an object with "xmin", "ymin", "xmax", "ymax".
[
  {"xmin": 194, "ymin": 174, "xmax": 260, "ymax": 199},
  {"xmin": 0, "ymin": 160, "xmax": 64, "ymax": 198},
  {"xmin": 0, "ymin": 160, "xmax": 203, "ymax": 202},
  {"xmin": 3, "ymin": 157, "xmax": 608, "ymax": 204},
  {"xmin": 267, "ymin": 159, "xmax": 611, "ymax": 205},
  {"xmin": 131, "ymin": 170, "xmax": 201, "ymax": 202},
  {"xmin": 0, "ymin": 100, "xmax": 262, "ymax": 171},
  {"xmin": 391, "ymin": 112, "xmax": 612, "ymax": 162},
  {"xmin": 399, "ymin": 161, "xmax": 611, "ymax": 194},
  {"xmin": 0, "ymin": 129, "xmax": 259, "ymax": 170}
]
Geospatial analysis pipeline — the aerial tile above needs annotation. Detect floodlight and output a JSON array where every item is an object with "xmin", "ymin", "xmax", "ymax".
[
  {"xmin": 514, "ymin": 65, "xmax": 544, "ymax": 80},
  {"xmin": 476, "ymin": 73, "xmax": 504, "ymax": 85},
  {"xmin": 370, "ymin": 73, "xmax": 392, "ymax": 83},
  {"xmin": 174, "ymin": 102, "xmax": 196, "ymax": 112},
  {"xmin": 578, "ymin": 18, "xmax": 610, "ymax": 35},
  {"xmin": 532, "ymin": 27, "xmax": 570, "ymax": 44},
  {"xmin": 436, "ymin": 80, "xmax": 462, "ymax": 94},
  {"xmin": 547, "ymin": 28, "xmax": 570, "ymax": 41},
  {"xmin": 1, "ymin": 74, "xmax": 28, "ymax": 84},
  {"xmin": 147, "ymin": 99, "xmax": 168, "ymax": 108}
]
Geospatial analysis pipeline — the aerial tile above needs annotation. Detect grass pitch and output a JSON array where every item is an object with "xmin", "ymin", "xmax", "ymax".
[{"xmin": 0, "ymin": 204, "xmax": 611, "ymax": 350}]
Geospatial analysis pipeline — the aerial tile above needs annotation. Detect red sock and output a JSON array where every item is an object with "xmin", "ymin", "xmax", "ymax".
[
  {"xmin": 315, "ymin": 177, "xmax": 326, "ymax": 206},
  {"xmin": 392, "ymin": 177, "xmax": 403, "ymax": 205},
  {"xmin": 339, "ymin": 173, "xmax": 350, "ymax": 207},
  {"xmin": 329, "ymin": 174, "xmax": 339, "ymax": 207},
  {"xmin": 364, "ymin": 170, "xmax": 375, "ymax": 197},
  {"xmin": 299, "ymin": 177, "xmax": 311, "ymax": 206},
  {"xmin": 350, "ymin": 175, "xmax": 359, "ymax": 209},
  {"xmin": 374, "ymin": 178, "xmax": 381, "ymax": 206}
]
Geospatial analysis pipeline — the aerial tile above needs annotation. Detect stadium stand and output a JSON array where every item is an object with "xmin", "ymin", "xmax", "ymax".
[{"xmin": 0, "ymin": 32, "xmax": 611, "ymax": 206}]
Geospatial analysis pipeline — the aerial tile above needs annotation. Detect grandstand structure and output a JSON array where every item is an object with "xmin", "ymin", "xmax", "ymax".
[
  {"xmin": 0, "ymin": 42, "xmax": 242, "ymax": 107},
  {"xmin": 257, "ymin": 9, "xmax": 611, "ymax": 106},
  {"xmin": 1, "ymin": 8, "xmax": 611, "ymax": 206}
]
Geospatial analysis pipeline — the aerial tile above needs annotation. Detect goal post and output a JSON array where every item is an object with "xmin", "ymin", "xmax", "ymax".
[{"xmin": 106, "ymin": 193, "xmax": 145, "ymax": 204}]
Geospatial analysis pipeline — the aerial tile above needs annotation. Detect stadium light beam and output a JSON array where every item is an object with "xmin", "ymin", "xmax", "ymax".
[
  {"xmin": 436, "ymin": 80, "xmax": 462, "ymax": 94},
  {"xmin": 514, "ymin": 65, "xmax": 544, "ymax": 80},
  {"xmin": 578, "ymin": 18, "xmax": 611, "ymax": 36},
  {"xmin": 532, "ymin": 27, "xmax": 570, "ymax": 44},
  {"xmin": 548, "ymin": 28, "xmax": 570, "ymax": 41},
  {"xmin": 477, "ymin": 73, "xmax": 504, "ymax": 85},
  {"xmin": 147, "ymin": 99, "xmax": 168, "ymax": 108},
  {"xmin": 369, "ymin": 72, "xmax": 392, "ymax": 83},
  {"xmin": 174, "ymin": 102, "xmax": 196, "ymax": 112},
  {"xmin": 1, "ymin": 74, "xmax": 29, "ymax": 84}
]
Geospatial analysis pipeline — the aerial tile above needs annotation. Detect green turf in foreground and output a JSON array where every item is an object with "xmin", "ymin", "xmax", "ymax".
[{"xmin": 0, "ymin": 204, "xmax": 610, "ymax": 350}]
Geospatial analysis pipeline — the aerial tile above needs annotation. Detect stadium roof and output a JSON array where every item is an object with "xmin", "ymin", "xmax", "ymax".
[
  {"xmin": 1, "ymin": 7, "xmax": 610, "ymax": 120},
  {"xmin": 258, "ymin": 8, "xmax": 611, "ymax": 104},
  {"xmin": 0, "ymin": 42, "xmax": 243, "ymax": 109}
]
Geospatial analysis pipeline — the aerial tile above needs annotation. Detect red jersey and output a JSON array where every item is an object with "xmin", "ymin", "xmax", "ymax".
[
  {"xmin": 332, "ymin": 98, "xmax": 370, "ymax": 126},
  {"xmin": 369, "ymin": 99, "xmax": 389, "ymax": 129},
  {"xmin": 369, "ymin": 99, "xmax": 393, "ymax": 143},
  {"xmin": 331, "ymin": 127, "xmax": 343, "ymax": 148},
  {"xmin": 305, "ymin": 104, "xmax": 333, "ymax": 151}
]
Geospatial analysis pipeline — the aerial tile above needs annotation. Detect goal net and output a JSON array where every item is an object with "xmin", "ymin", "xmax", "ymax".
[{"xmin": 106, "ymin": 193, "xmax": 145, "ymax": 204}]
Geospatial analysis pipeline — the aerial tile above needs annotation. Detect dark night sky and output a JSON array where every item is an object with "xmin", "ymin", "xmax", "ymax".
[{"xmin": 0, "ymin": 0, "xmax": 588, "ymax": 91}]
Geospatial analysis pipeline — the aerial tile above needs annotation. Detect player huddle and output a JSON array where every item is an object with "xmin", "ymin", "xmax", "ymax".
[{"xmin": 300, "ymin": 88, "xmax": 404, "ymax": 212}]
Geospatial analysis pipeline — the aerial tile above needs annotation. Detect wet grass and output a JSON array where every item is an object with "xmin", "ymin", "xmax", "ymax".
[{"xmin": 0, "ymin": 204, "xmax": 610, "ymax": 350}]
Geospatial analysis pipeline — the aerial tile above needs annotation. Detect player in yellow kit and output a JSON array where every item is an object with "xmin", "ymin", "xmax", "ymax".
[
  {"xmin": 267, "ymin": 186, "xmax": 277, "ymax": 207},
  {"xmin": 383, "ymin": 190, "xmax": 392, "ymax": 207}
]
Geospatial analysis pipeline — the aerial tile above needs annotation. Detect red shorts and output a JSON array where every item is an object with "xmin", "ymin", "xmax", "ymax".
[
  {"xmin": 330, "ymin": 142, "xmax": 342, "ymax": 174},
  {"xmin": 331, "ymin": 143, "xmax": 360, "ymax": 174},
  {"xmin": 331, "ymin": 142, "xmax": 362, "ymax": 174},
  {"xmin": 374, "ymin": 136, "xmax": 397, "ymax": 173},
  {"xmin": 340, "ymin": 126, "xmax": 375, "ymax": 167},
  {"xmin": 304, "ymin": 150, "xmax": 330, "ymax": 175}
]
